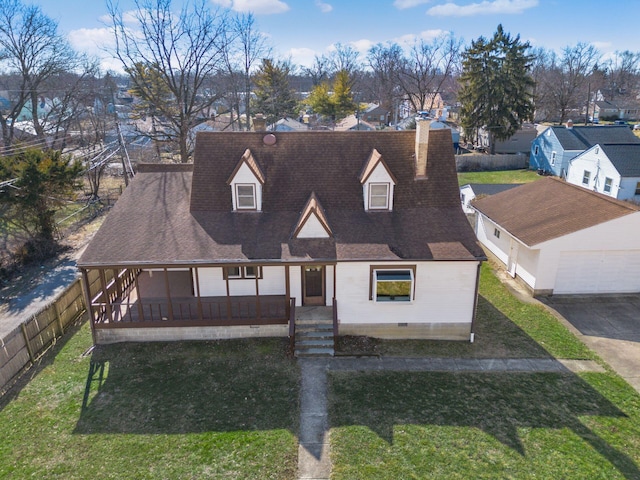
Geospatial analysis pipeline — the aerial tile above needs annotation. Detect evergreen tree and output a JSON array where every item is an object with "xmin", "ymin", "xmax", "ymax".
[
  {"xmin": 458, "ymin": 25, "xmax": 534, "ymax": 154},
  {"xmin": 306, "ymin": 81, "xmax": 335, "ymax": 119},
  {"xmin": 306, "ymin": 69, "xmax": 356, "ymax": 123},
  {"xmin": 252, "ymin": 58, "xmax": 297, "ymax": 125},
  {"xmin": 0, "ymin": 149, "xmax": 82, "ymax": 261}
]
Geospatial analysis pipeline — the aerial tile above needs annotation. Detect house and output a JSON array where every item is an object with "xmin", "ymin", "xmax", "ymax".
[
  {"xmin": 269, "ymin": 117, "xmax": 308, "ymax": 132},
  {"xmin": 360, "ymin": 103, "xmax": 390, "ymax": 126},
  {"xmin": 334, "ymin": 114, "xmax": 376, "ymax": 131},
  {"xmin": 566, "ymin": 143, "xmax": 640, "ymax": 201},
  {"xmin": 77, "ymin": 121, "xmax": 486, "ymax": 346},
  {"xmin": 472, "ymin": 177, "xmax": 640, "ymax": 295},
  {"xmin": 529, "ymin": 123, "xmax": 640, "ymax": 177},
  {"xmin": 476, "ymin": 123, "xmax": 537, "ymax": 154},
  {"xmin": 460, "ymin": 183, "xmax": 523, "ymax": 214}
]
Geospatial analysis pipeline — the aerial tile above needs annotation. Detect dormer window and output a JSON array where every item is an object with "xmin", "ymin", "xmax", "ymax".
[
  {"xmin": 227, "ymin": 149, "xmax": 265, "ymax": 212},
  {"xmin": 236, "ymin": 184, "xmax": 256, "ymax": 209},
  {"xmin": 369, "ymin": 183, "xmax": 390, "ymax": 209},
  {"xmin": 359, "ymin": 149, "xmax": 397, "ymax": 212}
]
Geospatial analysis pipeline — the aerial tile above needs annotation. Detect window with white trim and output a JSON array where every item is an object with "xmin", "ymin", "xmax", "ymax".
[
  {"xmin": 551, "ymin": 151, "xmax": 557, "ymax": 166},
  {"xmin": 369, "ymin": 183, "xmax": 390, "ymax": 210},
  {"xmin": 223, "ymin": 266, "xmax": 263, "ymax": 279},
  {"xmin": 635, "ymin": 182, "xmax": 640, "ymax": 196},
  {"xmin": 235, "ymin": 184, "xmax": 256, "ymax": 209},
  {"xmin": 534, "ymin": 145, "xmax": 539, "ymax": 155},
  {"xmin": 582, "ymin": 170, "xmax": 591, "ymax": 185},
  {"xmin": 604, "ymin": 177, "xmax": 613, "ymax": 194},
  {"xmin": 373, "ymin": 269, "xmax": 413, "ymax": 302}
]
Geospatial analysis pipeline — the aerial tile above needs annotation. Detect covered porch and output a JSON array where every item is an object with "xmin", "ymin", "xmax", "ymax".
[{"xmin": 80, "ymin": 263, "xmax": 337, "ymax": 332}]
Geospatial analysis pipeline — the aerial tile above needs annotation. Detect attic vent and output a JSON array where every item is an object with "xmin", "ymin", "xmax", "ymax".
[{"xmin": 263, "ymin": 133, "xmax": 277, "ymax": 146}]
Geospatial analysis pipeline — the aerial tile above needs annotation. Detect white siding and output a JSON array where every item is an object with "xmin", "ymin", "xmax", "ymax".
[
  {"xmin": 567, "ymin": 146, "xmax": 623, "ymax": 198},
  {"xmin": 533, "ymin": 212, "xmax": 640, "ymax": 293},
  {"xmin": 195, "ymin": 266, "xmax": 286, "ymax": 297},
  {"xmin": 619, "ymin": 176, "xmax": 640, "ymax": 201},
  {"xmin": 459, "ymin": 185, "xmax": 476, "ymax": 214},
  {"xmin": 475, "ymin": 214, "xmax": 510, "ymax": 265},
  {"xmin": 296, "ymin": 213, "xmax": 330, "ymax": 238},
  {"xmin": 335, "ymin": 261, "xmax": 479, "ymax": 326}
]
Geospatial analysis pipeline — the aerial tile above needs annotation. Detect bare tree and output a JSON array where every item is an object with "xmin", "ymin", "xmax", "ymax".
[
  {"xmin": 603, "ymin": 50, "xmax": 640, "ymax": 101},
  {"xmin": 366, "ymin": 42, "xmax": 406, "ymax": 118},
  {"xmin": 327, "ymin": 43, "xmax": 361, "ymax": 76},
  {"xmin": 399, "ymin": 34, "xmax": 462, "ymax": 115},
  {"xmin": 107, "ymin": 0, "xmax": 229, "ymax": 162},
  {"xmin": 0, "ymin": 0, "xmax": 83, "ymax": 151},
  {"xmin": 541, "ymin": 43, "xmax": 601, "ymax": 124},
  {"xmin": 303, "ymin": 55, "xmax": 330, "ymax": 86}
]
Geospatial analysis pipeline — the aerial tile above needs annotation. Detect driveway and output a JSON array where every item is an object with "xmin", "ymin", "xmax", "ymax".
[{"xmin": 539, "ymin": 294, "xmax": 640, "ymax": 393}]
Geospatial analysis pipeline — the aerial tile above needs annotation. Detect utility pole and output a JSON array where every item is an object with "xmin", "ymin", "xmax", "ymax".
[{"xmin": 585, "ymin": 82, "xmax": 591, "ymax": 125}]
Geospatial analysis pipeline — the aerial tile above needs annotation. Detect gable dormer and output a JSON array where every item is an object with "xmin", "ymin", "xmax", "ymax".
[
  {"xmin": 359, "ymin": 148, "xmax": 397, "ymax": 211},
  {"xmin": 226, "ymin": 149, "xmax": 265, "ymax": 211},
  {"xmin": 292, "ymin": 192, "xmax": 332, "ymax": 239}
]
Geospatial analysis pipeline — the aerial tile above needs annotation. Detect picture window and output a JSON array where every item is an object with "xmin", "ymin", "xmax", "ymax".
[{"xmin": 373, "ymin": 269, "xmax": 413, "ymax": 302}]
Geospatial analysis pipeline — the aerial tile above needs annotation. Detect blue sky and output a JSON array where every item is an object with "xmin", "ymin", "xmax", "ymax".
[{"xmin": 33, "ymin": 0, "xmax": 638, "ymax": 72}]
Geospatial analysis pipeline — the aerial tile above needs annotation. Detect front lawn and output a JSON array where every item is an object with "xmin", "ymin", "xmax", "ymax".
[
  {"xmin": 0, "ymin": 330, "xmax": 299, "ymax": 479},
  {"xmin": 329, "ymin": 263, "xmax": 640, "ymax": 479},
  {"xmin": 458, "ymin": 168, "xmax": 541, "ymax": 185}
]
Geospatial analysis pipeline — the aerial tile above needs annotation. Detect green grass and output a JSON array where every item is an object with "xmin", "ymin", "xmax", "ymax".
[
  {"xmin": 2, "ymin": 264, "xmax": 640, "ymax": 479},
  {"xmin": 329, "ymin": 264, "xmax": 640, "ymax": 479},
  {"xmin": 458, "ymin": 169, "xmax": 541, "ymax": 186},
  {"xmin": 0, "ymin": 326, "xmax": 299, "ymax": 479}
]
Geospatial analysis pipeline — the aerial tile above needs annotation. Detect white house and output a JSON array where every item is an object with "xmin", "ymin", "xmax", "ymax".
[
  {"xmin": 78, "ymin": 121, "xmax": 485, "ymax": 350},
  {"xmin": 472, "ymin": 177, "xmax": 640, "ymax": 295},
  {"xmin": 566, "ymin": 143, "xmax": 640, "ymax": 201}
]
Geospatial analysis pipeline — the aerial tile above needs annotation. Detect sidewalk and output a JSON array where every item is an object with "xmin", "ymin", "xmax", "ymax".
[{"xmin": 297, "ymin": 356, "xmax": 604, "ymax": 480}]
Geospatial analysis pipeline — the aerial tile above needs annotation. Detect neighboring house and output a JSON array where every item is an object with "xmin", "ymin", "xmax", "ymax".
[
  {"xmin": 334, "ymin": 114, "xmax": 376, "ymax": 131},
  {"xmin": 78, "ymin": 121, "xmax": 485, "ymax": 346},
  {"xmin": 460, "ymin": 183, "xmax": 523, "ymax": 214},
  {"xmin": 567, "ymin": 143, "xmax": 640, "ymax": 201},
  {"xmin": 360, "ymin": 103, "xmax": 390, "ymax": 126},
  {"xmin": 472, "ymin": 177, "xmax": 640, "ymax": 295},
  {"xmin": 529, "ymin": 123, "xmax": 640, "ymax": 177},
  {"xmin": 269, "ymin": 117, "xmax": 308, "ymax": 132},
  {"xmin": 476, "ymin": 123, "xmax": 537, "ymax": 154}
]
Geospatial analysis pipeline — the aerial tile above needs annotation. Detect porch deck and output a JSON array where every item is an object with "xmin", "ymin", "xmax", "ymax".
[{"xmin": 92, "ymin": 294, "xmax": 289, "ymax": 329}]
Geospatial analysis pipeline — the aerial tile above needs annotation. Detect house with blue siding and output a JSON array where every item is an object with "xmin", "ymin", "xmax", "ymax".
[
  {"xmin": 566, "ymin": 143, "xmax": 640, "ymax": 201},
  {"xmin": 529, "ymin": 123, "xmax": 640, "ymax": 177}
]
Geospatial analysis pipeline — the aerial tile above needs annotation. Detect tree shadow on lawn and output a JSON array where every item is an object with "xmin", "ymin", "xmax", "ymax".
[
  {"xmin": 74, "ymin": 338, "xmax": 299, "ymax": 435},
  {"xmin": 338, "ymin": 295, "xmax": 554, "ymax": 358},
  {"xmin": 329, "ymin": 371, "xmax": 640, "ymax": 478}
]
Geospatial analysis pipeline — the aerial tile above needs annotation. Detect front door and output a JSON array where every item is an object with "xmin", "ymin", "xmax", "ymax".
[{"xmin": 302, "ymin": 266, "xmax": 325, "ymax": 306}]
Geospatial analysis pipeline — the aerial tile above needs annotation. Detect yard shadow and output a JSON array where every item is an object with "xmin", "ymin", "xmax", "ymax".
[
  {"xmin": 339, "ymin": 296, "xmax": 555, "ymax": 359},
  {"xmin": 329, "ymin": 370, "xmax": 639, "ymax": 478},
  {"xmin": 74, "ymin": 338, "xmax": 299, "ymax": 435}
]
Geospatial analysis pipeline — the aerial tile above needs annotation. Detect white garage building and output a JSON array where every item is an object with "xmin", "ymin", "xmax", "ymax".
[{"xmin": 472, "ymin": 177, "xmax": 640, "ymax": 295}]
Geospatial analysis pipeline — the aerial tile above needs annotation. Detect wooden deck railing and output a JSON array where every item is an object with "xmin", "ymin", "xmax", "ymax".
[
  {"xmin": 332, "ymin": 298, "xmax": 338, "ymax": 350},
  {"xmin": 93, "ymin": 295, "xmax": 289, "ymax": 328},
  {"xmin": 288, "ymin": 298, "xmax": 296, "ymax": 353}
]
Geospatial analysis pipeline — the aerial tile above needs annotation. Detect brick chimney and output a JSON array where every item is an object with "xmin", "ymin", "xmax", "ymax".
[
  {"xmin": 415, "ymin": 119, "xmax": 431, "ymax": 178},
  {"xmin": 253, "ymin": 113, "xmax": 267, "ymax": 132},
  {"xmin": 414, "ymin": 119, "xmax": 454, "ymax": 179}
]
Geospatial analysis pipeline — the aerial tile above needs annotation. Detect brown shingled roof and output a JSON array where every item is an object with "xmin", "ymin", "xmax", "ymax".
[
  {"xmin": 472, "ymin": 177, "xmax": 640, "ymax": 246},
  {"xmin": 79, "ymin": 130, "xmax": 484, "ymax": 267}
]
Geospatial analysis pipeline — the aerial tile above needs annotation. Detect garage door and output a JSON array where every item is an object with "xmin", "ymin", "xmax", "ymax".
[{"xmin": 555, "ymin": 251, "xmax": 640, "ymax": 294}]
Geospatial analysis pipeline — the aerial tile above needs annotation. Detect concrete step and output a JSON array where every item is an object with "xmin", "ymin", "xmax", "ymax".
[
  {"xmin": 295, "ymin": 318, "xmax": 333, "ymax": 325},
  {"xmin": 295, "ymin": 347, "xmax": 334, "ymax": 357},
  {"xmin": 296, "ymin": 330, "xmax": 334, "ymax": 339},
  {"xmin": 296, "ymin": 339, "xmax": 334, "ymax": 347},
  {"xmin": 296, "ymin": 323, "xmax": 333, "ymax": 331}
]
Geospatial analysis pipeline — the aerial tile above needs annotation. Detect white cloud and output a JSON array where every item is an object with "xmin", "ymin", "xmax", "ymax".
[
  {"xmin": 315, "ymin": 0, "xmax": 333, "ymax": 13},
  {"xmin": 68, "ymin": 27, "xmax": 115, "ymax": 56},
  {"xmin": 99, "ymin": 10, "xmax": 140, "ymax": 25},
  {"xmin": 591, "ymin": 41, "xmax": 612, "ymax": 50},
  {"xmin": 210, "ymin": 0, "xmax": 289, "ymax": 14},
  {"xmin": 427, "ymin": 0, "xmax": 538, "ymax": 17},
  {"xmin": 394, "ymin": 29, "xmax": 449, "ymax": 48},
  {"xmin": 288, "ymin": 47, "xmax": 318, "ymax": 68},
  {"xmin": 393, "ymin": 0, "xmax": 431, "ymax": 9}
]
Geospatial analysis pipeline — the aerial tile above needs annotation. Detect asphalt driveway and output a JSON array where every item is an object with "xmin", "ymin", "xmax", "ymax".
[{"xmin": 539, "ymin": 294, "xmax": 640, "ymax": 393}]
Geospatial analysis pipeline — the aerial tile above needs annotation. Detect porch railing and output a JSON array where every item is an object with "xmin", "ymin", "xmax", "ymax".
[
  {"xmin": 288, "ymin": 298, "xmax": 296, "ymax": 352},
  {"xmin": 92, "ymin": 295, "xmax": 288, "ymax": 328},
  {"xmin": 332, "ymin": 298, "xmax": 338, "ymax": 350}
]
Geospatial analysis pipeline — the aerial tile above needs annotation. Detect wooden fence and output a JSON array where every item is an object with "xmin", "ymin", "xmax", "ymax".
[
  {"xmin": 456, "ymin": 153, "xmax": 528, "ymax": 172},
  {"xmin": 0, "ymin": 277, "xmax": 88, "ymax": 394}
]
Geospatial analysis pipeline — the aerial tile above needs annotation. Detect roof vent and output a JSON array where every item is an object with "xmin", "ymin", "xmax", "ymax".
[
  {"xmin": 263, "ymin": 133, "xmax": 277, "ymax": 146},
  {"xmin": 566, "ymin": 119, "xmax": 573, "ymax": 129}
]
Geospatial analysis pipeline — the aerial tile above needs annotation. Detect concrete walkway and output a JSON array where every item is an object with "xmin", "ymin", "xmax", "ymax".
[{"xmin": 296, "ymin": 356, "xmax": 604, "ymax": 480}]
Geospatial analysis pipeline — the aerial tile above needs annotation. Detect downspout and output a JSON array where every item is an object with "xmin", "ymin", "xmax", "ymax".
[
  {"xmin": 81, "ymin": 268, "xmax": 96, "ymax": 345},
  {"xmin": 469, "ymin": 261, "xmax": 482, "ymax": 343}
]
